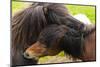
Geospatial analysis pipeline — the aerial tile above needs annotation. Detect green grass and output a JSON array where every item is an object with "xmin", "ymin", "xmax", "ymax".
[
  {"xmin": 12, "ymin": 1, "xmax": 96, "ymax": 23},
  {"xmin": 38, "ymin": 51, "xmax": 66, "ymax": 64},
  {"xmin": 66, "ymin": 5, "xmax": 96, "ymax": 23},
  {"xmin": 12, "ymin": 1, "xmax": 96, "ymax": 63},
  {"xmin": 12, "ymin": 1, "xmax": 32, "ymax": 14}
]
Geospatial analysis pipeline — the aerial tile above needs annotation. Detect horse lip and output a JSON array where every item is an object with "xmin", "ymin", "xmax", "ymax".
[{"xmin": 23, "ymin": 52, "xmax": 39, "ymax": 60}]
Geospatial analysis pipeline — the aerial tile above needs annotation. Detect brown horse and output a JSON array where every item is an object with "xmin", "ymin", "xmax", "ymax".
[
  {"xmin": 11, "ymin": 2, "xmax": 85, "ymax": 66},
  {"xmin": 24, "ymin": 24, "xmax": 96, "ymax": 62},
  {"xmin": 80, "ymin": 25, "xmax": 96, "ymax": 61}
]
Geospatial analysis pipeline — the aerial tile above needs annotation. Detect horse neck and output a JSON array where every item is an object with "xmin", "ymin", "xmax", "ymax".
[
  {"xmin": 83, "ymin": 24, "xmax": 95, "ymax": 37},
  {"xmin": 80, "ymin": 24, "xmax": 96, "ymax": 61},
  {"xmin": 60, "ymin": 25, "xmax": 95, "ymax": 58},
  {"xmin": 84, "ymin": 25, "xmax": 96, "ymax": 49}
]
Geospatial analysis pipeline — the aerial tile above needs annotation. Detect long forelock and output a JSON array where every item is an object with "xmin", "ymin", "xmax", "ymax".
[{"xmin": 12, "ymin": 4, "xmax": 48, "ymax": 51}]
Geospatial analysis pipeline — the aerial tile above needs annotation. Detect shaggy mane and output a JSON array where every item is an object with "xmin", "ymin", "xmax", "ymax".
[{"xmin": 11, "ymin": 2, "xmax": 85, "ymax": 66}]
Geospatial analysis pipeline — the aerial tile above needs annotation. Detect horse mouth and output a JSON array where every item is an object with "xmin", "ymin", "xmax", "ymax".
[{"xmin": 23, "ymin": 52, "xmax": 39, "ymax": 60}]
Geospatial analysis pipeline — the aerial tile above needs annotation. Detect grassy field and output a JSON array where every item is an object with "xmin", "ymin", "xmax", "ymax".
[
  {"xmin": 66, "ymin": 5, "xmax": 95, "ymax": 23},
  {"xmin": 12, "ymin": 1, "xmax": 96, "ymax": 23},
  {"xmin": 12, "ymin": 1, "xmax": 96, "ymax": 64},
  {"xmin": 12, "ymin": 1, "xmax": 32, "ymax": 14}
]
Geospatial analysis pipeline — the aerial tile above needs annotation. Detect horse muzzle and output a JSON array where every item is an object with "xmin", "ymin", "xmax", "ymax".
[{"xmin": 23, "ymin": 51, "xmax": 39, "ymax": 60}]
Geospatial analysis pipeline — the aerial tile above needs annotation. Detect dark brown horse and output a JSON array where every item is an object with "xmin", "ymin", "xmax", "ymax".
[
  {"xmin": 11, "ymin": 2, "xmax": 85, "ymax": 66},
  {"xmin": 24, "ymin": 24, "xmax": 96, "ymax": 62}
]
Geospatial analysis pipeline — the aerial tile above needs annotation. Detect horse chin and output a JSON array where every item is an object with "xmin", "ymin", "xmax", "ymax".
[
  {"xmin": 23, "ymin": 53, "xmax": 39, "ymax": 61},
  {"xmin": 27, "ymin": 56, "xmax": 39, "ymax": 61},
  {"xmin": 32, "ymin": 57, "xmax": 39, "ymax": 61}
]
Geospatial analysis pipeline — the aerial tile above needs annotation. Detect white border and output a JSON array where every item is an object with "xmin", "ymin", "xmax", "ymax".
[
  {"xmin": 0, "ymin": 0, "xmax": 100, "ymax": 67},
  {"xmin": 0, "ymin": 0, "xmax": 10, "ymax": 67}
]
